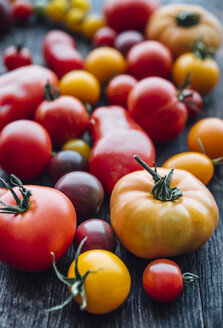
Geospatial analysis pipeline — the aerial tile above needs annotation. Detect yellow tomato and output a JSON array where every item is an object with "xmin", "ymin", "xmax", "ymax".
[
  {"xmin": 59, "ymin": 70, "xmax": 101, "ymax": 105},
  {"xmin": 71, "ymin": 0, "xmax": 91, "ymax": 12},
  {"xmin": 162, "ymin": 152, "xmax": 214, "ymax": 185},
  {"xmin": 62, "ymin": 138, "xmax": 91, "ymax": 160},
  {"xmin": 85, "ymin": 47, "xmax": 126, "ymax": 84},
  {"xmin": 45, "ymin": 0, "xmax": 68, "ymax": 22},
  {"xmin": 65, "ymin": 8, "xmax": 85, "ymax": 32},
  {"xmin": 172, "ymin": 52, "xmax": 219, "ymax": 95},
  {"xmin": 81, "ymin": 14, "xmax": 105, "ymax": 38},
  {"xmin": 67, "ymin": 250, "xmax": 131, "ymax": 314},
  {"xmin": 110, "ymin": 158, "xmax": 218, "ymax": 259}
]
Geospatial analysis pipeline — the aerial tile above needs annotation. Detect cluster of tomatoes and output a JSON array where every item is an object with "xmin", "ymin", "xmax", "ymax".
[{"xmin": 0, "ymin": 0, "xmax": 222, "ymax": 316}]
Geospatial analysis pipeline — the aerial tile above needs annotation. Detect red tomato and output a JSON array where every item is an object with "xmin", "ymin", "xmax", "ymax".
[
  {"xmin": 127, "ymin": 41, "xmax": 172, "ymax": 80},
  {"xmin": 3, "ymin": 45, "xmax": 32, "ymax": 71},
  {"xmin": 106, "ymin": 74, "xmax": 137, "ymax": 107},
  {"xmin": 93, "ymin": 27, "xmax": 117, "ymax": 47},
  {"xmin": 114, "ymin": 30, "xmax": 144, "ymax": 56},
  {"xmin": 0, "ymin": 120, "xmax": 52, "ymax": 180},
  {"xmin": 103, "ymin": 0, "xmax": 160, "ymax": 32},
  {"xmin": 128, "ymin": 77, "xmax": 188, "ymax": 142},
  {"xmin": 12, "ymin": 0, "xmax": 33, "ymax": 21},
  {"xmin": 180, "ymin": 88, "xmax": 203, "ymax": 118},
  {"xmin": 0, "ymin": 181, "xmax": 76, "ymax": 271}
]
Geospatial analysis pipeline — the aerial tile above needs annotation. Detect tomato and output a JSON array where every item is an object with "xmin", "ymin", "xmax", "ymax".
[
  {"xmin": 3, "ymin": 45, "xmax": 32, "ymax": 70},
  {"xmin": 85, "ymin": 47, "xmax": 126, "ymax": 84},
  {"xmin": 106, "ymin": 74, "xmax": 137, "ymax": 107},
  {"xmin": 81, "ymin": 14, "xmax": 105, "ymax": 38},
  {"xmin": 65, "ymin": 8, "xmax": 85, "ymax": 33},
  {"xmin": 114, "ymin": 30, "xmax": 144, "ymax": 56},
  {"xmin": 110, "ymin": 156, "xmax": 219, "ymax": 258},
  {"xmin": 93, "ymin": 27, "xmax": 117, "ymax": 47},
  {"xmin": 0, "ymin": 187, "xmax": 7, "ymax": 196},
  {"xmin": 180, "ymin": 88, "xmax": 203, "ymax": 118},
  {"xmin": 71, "ymin": 0, "xmax": 90, "ymax": 12},
  {"xmin": 162, "ymin": 152, "xmax": 214, "ymax": 185},
  {"xmin": 12, "ymin": 0, "xmax": 33, "ymax": 21},
  {"xmin": 59, "ymin": 70, "xmax": 101, "ymax": 105},
  {"xmin": 187, "ymin": 117, "xmax": 223, "ymax": 159},
  {"xmin": 127, "ymin": 77, "xmax": 188, "ymax": 142},
  {"xmin": 0, "ymin": 120, "xmax": 52, "ymax": 181},
  {"xmin": 143, "ymin": 259, "xmax": 198, "ymax": 302},
  {"xmin": 127, "ymin": 41, "xmax": 172, "ymax": 80},
  {"xmin": 62, "ymin": 138, "xmax": 91, "ymax": 160},
  {"xmin": 103, "ymin": 0, "xmax": 160, "ymax": 32},
  {"xmin": 0, "ymin": 177, "xmax": 76, "ymax": 271},
  {"xmin": 45, "ymin": 0, "xmax": 68, "ymax": 23}
]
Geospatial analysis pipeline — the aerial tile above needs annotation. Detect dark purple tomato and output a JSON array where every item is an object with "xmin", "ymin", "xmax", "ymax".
[
  {"xmin": 49, "ymin": 150, "xmax": 88, "ymax": 183},
  {"xmin": 54, "ymin": 171, "xmax": 104, "ymax": 221},
  {"xmin": 73, "ymin": 218, "xmax": 116, "ymax": 253},
  {"xmin": 0, "ymin": 0, "xmax": 13, "ymax": 34},
  {"xmin": 114, "ymin": 30, "xmax": 144, "ymax": 56},
  {"xmin": 93, "ymin": 27, "xmax": 117, "ymax": 47}
]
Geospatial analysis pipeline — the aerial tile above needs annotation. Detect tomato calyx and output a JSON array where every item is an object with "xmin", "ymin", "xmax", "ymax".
[
  {"xmin": 175, "ymin": 11, "xmax": 200, "ymax": 27},
  {"xmin": 182, "ymin": 272, "xmax": 199, "ymax": 285},
  {"xmin": 47, "ymin": 237, "xmax": 92, "ymax": 312},
  {"xmin": 134, "ymin": 155, "xmax": 183, "ymax": 201},
  {"xmin": 0, "ymin": 175, "xmax": 32, "ymax": 214},
  {"xmin": 44, "ymin": 81, "xmax": 60, "ymax": 101},
  {"xmin": 177, "ymin": 74, "xmax": 201, "ymax": 115},
  {"xmin": 192, "ymin": 38, "xmax": 216, "ymax": 60}
]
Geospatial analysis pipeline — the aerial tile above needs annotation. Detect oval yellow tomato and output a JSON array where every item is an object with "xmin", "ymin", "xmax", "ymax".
[
  {"xmin": 59, "ymin": 70, "xmax": 101, "ymax": 105},
  {"xmin": 81, "ymin": 14, "xmax": 105, "ymax": 38},
  {"xmin": 162, "ymin": 152, "xmax": 214, "ymax": 185},
  {"xmin": 62, "ymin": 138, "xmax": 91, "ymax": 160},
  {"xmin": 65, "ymin": 8, "xmax": 86, "ymax": 33},
  {"xmin": 67, "ymin": 250, "xmax": 131, "ymax": 314}
]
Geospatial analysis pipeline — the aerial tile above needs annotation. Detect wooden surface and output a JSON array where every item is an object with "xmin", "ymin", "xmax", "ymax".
[{"xmin": 0, "ymin": 0, "xmax": 223, "ymax": 327}]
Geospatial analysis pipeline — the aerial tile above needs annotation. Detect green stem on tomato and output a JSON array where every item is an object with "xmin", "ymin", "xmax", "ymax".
[
  {"xmin": 175, "ymin": 11, "xmax": 200, "ymax": 27},
  {"xmin": 44, "ymin": 81, "xmax": 60, "ymax": 101}
]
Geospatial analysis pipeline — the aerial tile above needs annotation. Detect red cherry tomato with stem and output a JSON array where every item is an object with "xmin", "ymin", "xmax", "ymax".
[
  {"xmin": 3, "ymin": 44, "xmax": 32, "ymax": 71},
  {"xmin": 93, "ymin": 27, "xmax": 117, "ymax": 47},
  {"xmin": 12, "ymin": 0, "xmax": 33, "ymax": 21}
]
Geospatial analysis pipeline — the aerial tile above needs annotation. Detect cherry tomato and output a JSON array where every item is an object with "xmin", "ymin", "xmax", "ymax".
[
  {"xmin": 143, "ymin": 259, "xmax": 183, "ymax": 302},
  {"xmin": 65, "ymin": 7, "xmax": 85, "ymax": 33},
  {"xmin": 3, "ymin": 45, "xmax": 32, "ymax": 71},
  {"xmin": 162, "ymin": 152, "xmax": 214, "ymax": 185},
  {"xmin": 187, "ymin": 117, "xmax": 223, "ymax": 159},
  {"xmin": 59, "ymin": 70, "xmax": 101, "ymax": 105},
  {"xmin": 73, "ymin": 218, "xmax": 116, "ymax": 253},
  {"xmin": 62, "ymin": 138, "xmax": 91, "ymax": 160},
  {"xmin": 81, "ymin": 14, "xmax": 105, "ymax": 38},
  {"xmin": 106, "ymin": 74, "xmax": 137, "ymax": 107},
  {"xmin": 0, "ymin": 120, "xmax": 52, "ymax": 181},
  {"xmin": 12, "ymin": 0, "xmax": 33, "ymax": 21},
  {"xmin": 114, "ymin": 30, "xmax": 144, "ymax": 56},
  {"xmin": 85, "ymin": 47, "xmax": 126, "ymax": 84},
  {"xmin": 127, "ymin": 41, "xmax": 172, "ymax": 80},
  {"xmin": 93, "ymin": 27, "xmax": 117, "ymax": 47},
  {"xmin": 49, "ymin": 150, "xmax": 88, "ymax": 183},
  {"xmin": 181, "ymin": 88, "xmax": 203, "ymax": 118},
  {"xmin": 103, "ymin": 0, "xmax": 160, "ymax": 32},
  {"xmin": 55, "ymin": 171, "xmax": 104, "ymax": 221},
  {"xmin": 71, "ymin": 0, "xmax": 90, "ymax": 12},
  {"xmin": 45, "ymin": 0, "xmax": 68, "ymax": 23}
]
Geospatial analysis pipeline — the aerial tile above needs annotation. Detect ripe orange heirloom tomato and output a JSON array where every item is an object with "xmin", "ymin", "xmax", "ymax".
[{"xmin": 110, "ymin": 155, "xmax": 219, "ymax": 259}]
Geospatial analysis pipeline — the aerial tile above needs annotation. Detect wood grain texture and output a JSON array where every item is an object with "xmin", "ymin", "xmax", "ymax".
[{"xmin": 0, "ymin": 0, "xmax": 223, "ymax": 327}]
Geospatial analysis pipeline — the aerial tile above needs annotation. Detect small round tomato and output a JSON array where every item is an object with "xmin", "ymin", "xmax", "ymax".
[
  {"xmin": 187, "ymin": 117, "xmax": 223, "ymax": 159},
  {"xmin": 0, "ymin": 120, "xmax": 52, "ymax": 181},
  {"xmin": 106, "ymin": 74, "xmax": 137, "ymax": 107},
  {"xmin": 12, "ymin": 0, "xmax": 33, "ymax": 21},
  {"xmin": 93, "ymin": 27, "xmax": 117, "ymax": 47},
  {"xmin": 45, "ymin": 0, "xmax": 68, "ymax": 23},
  {"xmin": 59, "ymin": 70, "xmax": 101, "ymax": 105},
  {"xmin": 180, "ymin": 88, "xmax": 203, "ymax": 118},
  {"xmin": 85, "ymin": 47, "xmax": 126, "ymax": 84},
  {"xmin": 3, "ymin": 45, "xmax": 32, "ymax": 71},
  {"xmin": 81, "ymin": 14, "xmax": 105, "ymax": 38},
  {"xmin": 143, "ymin": 259, "xmax": 198, "ymax": 302},
  {"xmin": 162, "ymin": 152, "xmax": 214, "ymax": 185},
  {"xmin": 114, "ymin": 30, "xmax": 144, "ymax": 56},
  {"xmin": 71, "ymin": 0, "xmax": 90, "ymax": 12},
  {"xmin": 127, "ymin": 40, "xmax": 172, "ymax": 80},
  {"xmin": 62, "ymin": 138, "xmax": 91, "ymax": 160},
  {"xmin": 65, "ymin": 7, "xmax": 85, "ymax": 33}
]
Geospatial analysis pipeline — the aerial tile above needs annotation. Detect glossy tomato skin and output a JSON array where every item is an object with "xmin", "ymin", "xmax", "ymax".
[
  {"xmin": 12, "ymin": 0, "xmax": 33, "ymax": 21},
  {"xmin": 127, "ymin": 41, "xmax": 172, "ymax": 80},
  {"xmin": 187, "ymin": 117, "xmax": 223, "ymax": 159},
  {"xmin": 114, "ymin": 30, "xmax": 144, "ymax": 56},
  {"xmin": 73, "ymin": 218, "xmax": 116, "ymax": 253},
  {"xmin": 62, "ymin": 138, "xmax": 91, "ymax": 160},
  {"xmin": 103, "ymin": 0, "xmax": 160, "ymax": 32},
  {"xmin": 3, "ymin": 45, "xmax": 32, "ymax": 71},
  {"xmin": 182, "ymin": 88, "xmax": 202, "ymax": 118},
  {"xmin": 0, "ymin": 120, "xmax": 52, "ymax": 181},
  {"xmin": 162, "ymin": 152, "xmax": 214, "ymax": 185},
  {"xmin": 0, "ymin": 185, "xmax": 76, "ymax": 271},
  {"xmin": 67, "ymin": 250, "xmax": 131, "ymax": 314},
  {"xmin": 143, "ymin": 259, "xmax": 183, "ymax": 302},
  {"xmin": 34, "ymin": 95, "xmax": 89, "ymax": 147},
  {"xmin": 93, "ymin": 27, "xmax": 117, "ymax": 47},
  {"xmin": 128, "ymin": 77, "xmax": 188, "ymax": 142}
]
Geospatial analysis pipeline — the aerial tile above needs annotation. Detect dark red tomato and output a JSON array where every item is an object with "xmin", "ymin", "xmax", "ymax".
[
  {"xmin": 127, "ymin": 41, "xmax": 172, "ymax": 80},
  {"xmin": 114, "ymin": 30, "xmax": 144, "ymax": 56},
  {"xmin": 103, "ymin": 0, "xmax": 160, "ymax": 32},
  {"xmin": 3, "ymin": 45, "xmax": 32, "ymax": 71},
  {"xmin": 106, "ymin": 74, "xmax": 137, "ymax": 107},
  {"xmin": 143, "ymin": 259, "xmax": 183, "ymax": 302},
  {"xmin": 12, "ymin": 0, "xmax": 33, "ymax": 21},
  {"xmin": 49, "ymin": 150, "xmax": 88, "ymax": 183},
  {"xmin": 73, "ymin": 218, "xmax": 116, "ymax": 253},
  {"xmin": 128, "ymin": 77, "xmax": 188, "ymax": 142},
  {"xmin": 55, "ymin": 171, "xmax": 104, "ymax": 221},
  {"xmin": 34, "ymin": 94, "xmax": 89, "ymax": 147},
  {"xmin": 0, "ymin": 120, "xmax": 52, "ymax": 180},
  {"xmin": 181, "ymin": 88, "xmax": 203, "ymax": 118},
  {"xmin": 93, "ymin": 27, "xmax": 117, "ymax": 47}
]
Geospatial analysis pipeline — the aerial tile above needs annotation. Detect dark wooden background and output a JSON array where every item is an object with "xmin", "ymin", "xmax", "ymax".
[{"xmin": 0, "ymin": 0, "xmax": 223, "ymax": 327}]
